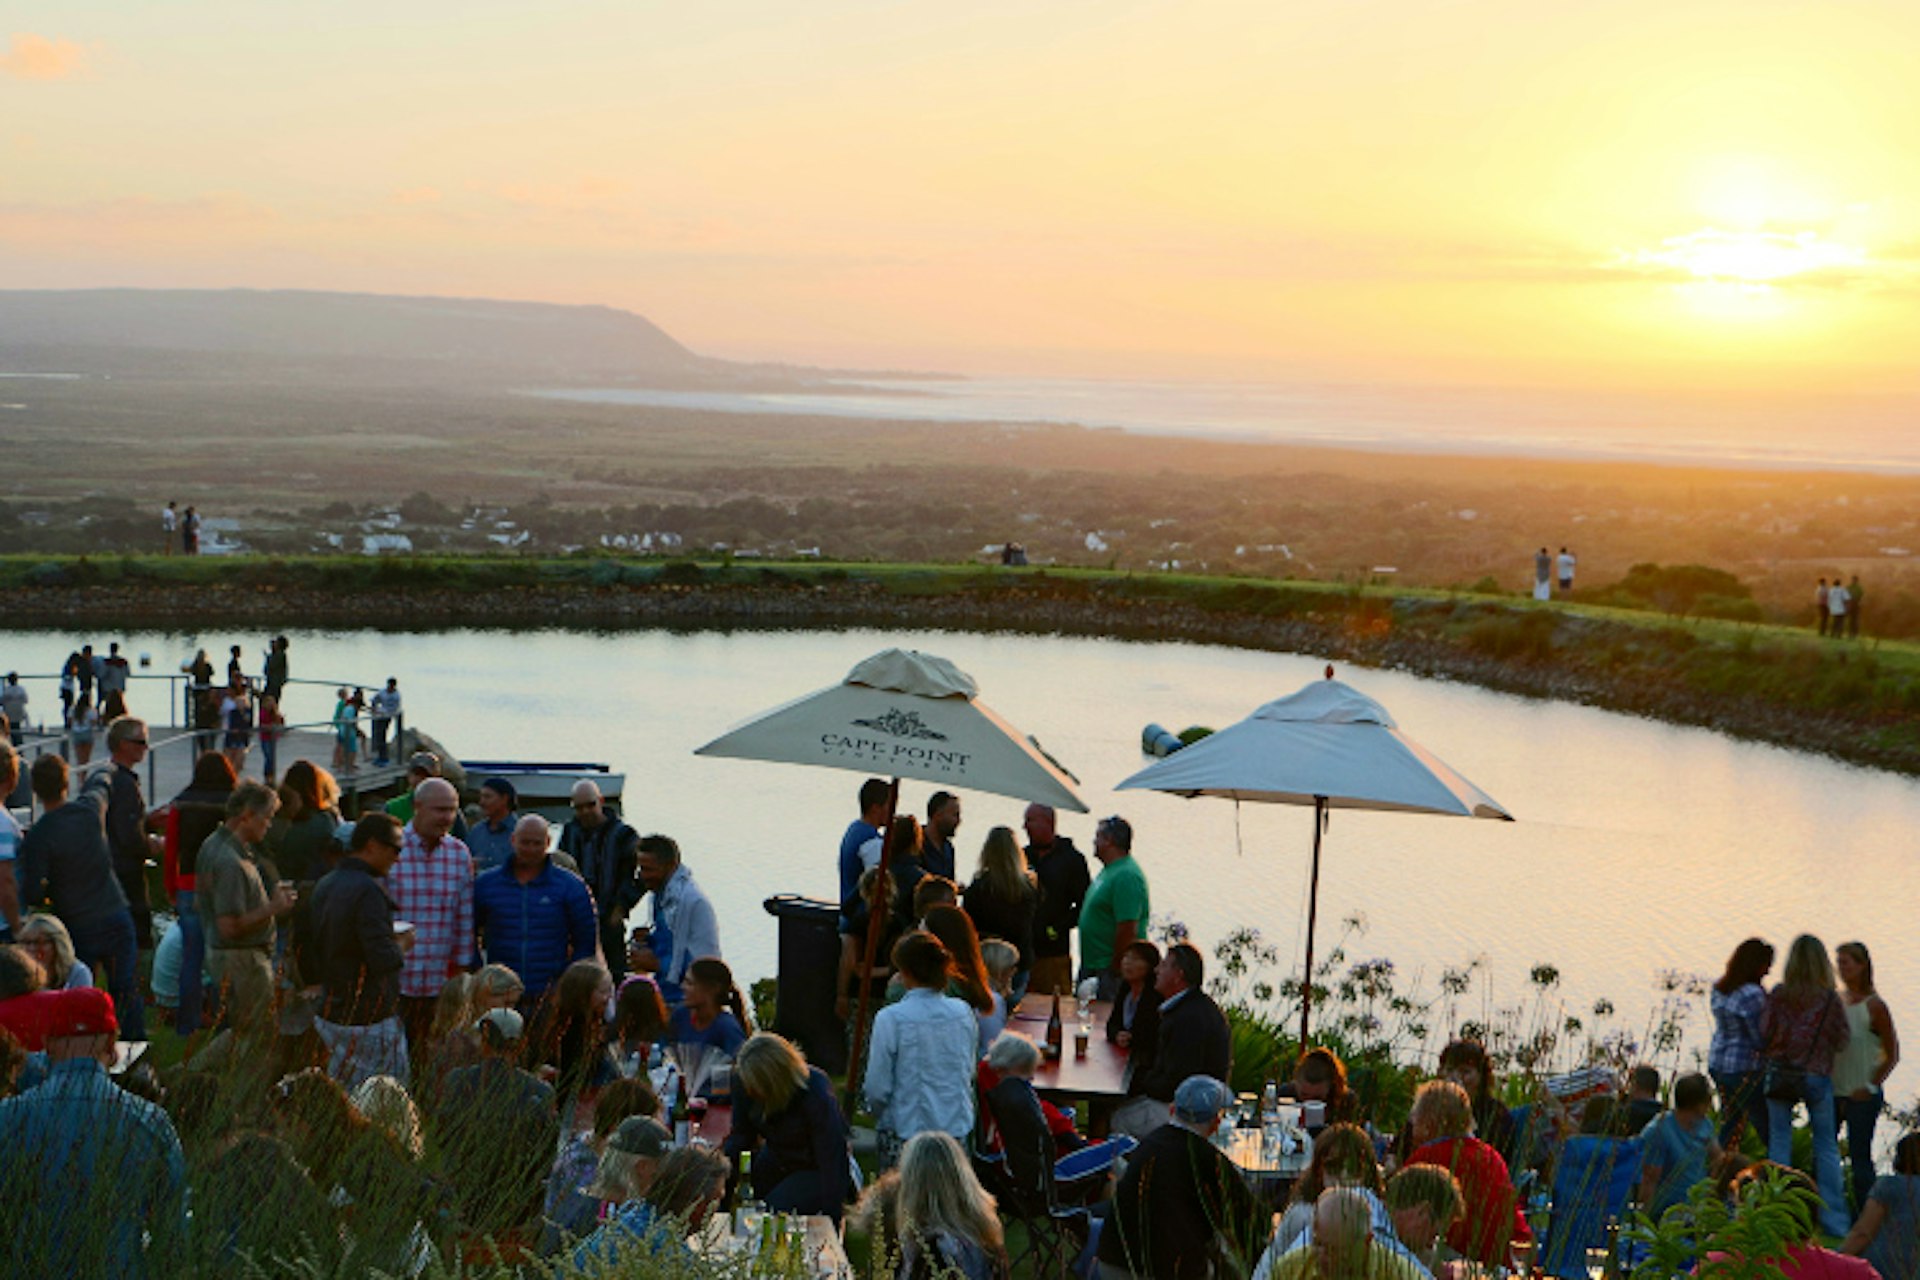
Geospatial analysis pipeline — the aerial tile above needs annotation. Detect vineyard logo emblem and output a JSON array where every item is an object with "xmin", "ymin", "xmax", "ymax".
[{"xmin": 850, "ymin": 707, "xmax": 948, "ymax": 741}]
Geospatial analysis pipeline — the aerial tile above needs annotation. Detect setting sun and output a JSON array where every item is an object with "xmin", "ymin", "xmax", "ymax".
[{"xmin": 1630, "ymin": 227, "xmax": 1868, "ymax": 284}]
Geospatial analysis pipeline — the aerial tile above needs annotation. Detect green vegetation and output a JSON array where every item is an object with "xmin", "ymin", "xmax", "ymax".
[{"xmin": 3, "ymin": 552, "xmax": 1918, "ymax": 771}]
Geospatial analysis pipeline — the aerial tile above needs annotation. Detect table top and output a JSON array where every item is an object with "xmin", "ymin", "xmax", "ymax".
[
  {"xmin": 1217, "ymin": 1124, "xmax": 1313, "ymax": 1183},
  {"xmin": 1010, "ymin": 993, "xmax": 1131, "ymax": 1100},
  {"xmin": 695, "ymin": 1213, "xmax": 851, "ymax": 1279}
]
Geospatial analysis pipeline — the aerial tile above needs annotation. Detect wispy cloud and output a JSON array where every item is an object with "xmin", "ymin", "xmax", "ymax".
[
  {"xmin": 0, "ymin": 33, "xmax": 89, "ymax": 81},
  {"xmin": 391, "ymin": 186, "xmax": 442, "ymax": 206}
]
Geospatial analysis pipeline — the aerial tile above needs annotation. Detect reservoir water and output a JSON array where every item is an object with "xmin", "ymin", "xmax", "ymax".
[{"xmin": 5, "ymin": 625, "xmax": 1913, "ymax": 1098}]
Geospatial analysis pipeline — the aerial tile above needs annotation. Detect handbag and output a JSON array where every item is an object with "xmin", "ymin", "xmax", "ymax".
[{"xmin": 1763, "ymin": 992, "xmax": 1835, "ymax": 1104}]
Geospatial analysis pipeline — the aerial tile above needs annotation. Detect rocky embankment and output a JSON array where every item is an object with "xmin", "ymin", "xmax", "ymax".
[{"xmin": 5, "ymin": 572, "xmax": 1915, "ymax": 775}]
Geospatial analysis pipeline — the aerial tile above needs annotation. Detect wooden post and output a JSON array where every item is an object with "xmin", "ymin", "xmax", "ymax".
[{"xmin": 1298, "ymin": 796, "xmax": 1327, "ymax": 1052}]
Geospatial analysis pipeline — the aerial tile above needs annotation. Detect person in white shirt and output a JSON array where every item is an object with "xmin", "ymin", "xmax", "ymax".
[
  {"xmin": 865, "ymin": 931, "xmax": 978, "ymax": 1167},
  {"xmin": 162, "ymin": 501, "xmax": 178, "ymax": 554},
  {"xmin": 631, "ymin": 834, "xmax": 720, "ymax": 1008},
  {"xmin": 1826, "ymin": 579, "xmax": 1851, "ymax": 638},
  {"xmin": 1556, "ymin": 547, "xmax": 1576, "ymax": 593},
  {"xmin": 370, "ymin": 678, "xmax": 403, "ymax": 767}
]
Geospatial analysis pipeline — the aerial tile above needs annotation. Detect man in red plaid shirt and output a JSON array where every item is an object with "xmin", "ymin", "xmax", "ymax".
[{"xmin": 387, "ymin": 777, "xmax": 475, "ymax": 1048}]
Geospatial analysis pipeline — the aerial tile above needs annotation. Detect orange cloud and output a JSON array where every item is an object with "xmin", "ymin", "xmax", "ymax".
[{"xmin": 0, "ymin": 33, "xmax": 88, "ymax": 81}]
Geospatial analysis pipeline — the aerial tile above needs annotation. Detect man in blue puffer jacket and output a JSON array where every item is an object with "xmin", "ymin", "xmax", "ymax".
[{"xmin": 473, "ymin": 814, "xmax": 598, "ymax": 1004}]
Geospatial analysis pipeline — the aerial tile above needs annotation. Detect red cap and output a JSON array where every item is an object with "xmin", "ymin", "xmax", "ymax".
[{"xmin": 46, "ymin": 988, "xmax": 118, "ymax": 1040}]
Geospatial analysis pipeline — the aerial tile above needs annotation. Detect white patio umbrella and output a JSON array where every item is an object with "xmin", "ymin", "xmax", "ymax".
[
  {"xmin": 696, "ymin": 647, "xmax": 1088, "ymax": 1095},
  {"xmin": 1116, "ymin": 668, "xmax": 1511, "ymax": 1047}
]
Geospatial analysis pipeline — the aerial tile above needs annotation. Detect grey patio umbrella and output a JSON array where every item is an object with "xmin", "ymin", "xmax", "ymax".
[
  {"xmin": 1116, "ymin": 668, "xmax": 1511, "ymax": 1047},
  {"xmin": 696, "ymin": 647, "xmax": 1088, "ymax": 1097}
]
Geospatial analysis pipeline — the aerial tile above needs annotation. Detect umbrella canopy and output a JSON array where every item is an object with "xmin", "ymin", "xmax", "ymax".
[
  {"xmin": 696, "ymin": 647, "xmax": 1089, "ymax": 813},
  {"xmin": 1116, "ymin": 678, "xmax": 1510, "ymax": 820},
  {"xmin": 1115, "ymin": 672, "xmax": 1509, "ymax": 1047}
]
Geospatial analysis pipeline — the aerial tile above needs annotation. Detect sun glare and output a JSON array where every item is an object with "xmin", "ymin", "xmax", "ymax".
[{"xmin": 1633, "ymin": 228, "xmax": 1865, "ymax": 284}]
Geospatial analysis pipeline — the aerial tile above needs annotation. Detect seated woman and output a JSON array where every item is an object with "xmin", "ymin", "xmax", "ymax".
[
  {"xmin": 668, "ymin": 958, "xmax": 750, "ymax": 1097},
  {"xmin": 530, "ymin": 960, "xmax": 619, "ymax": 1110},
  {"xmin": 978, "ymin": 940, "xmax": 1018, "ymax": 1047},
  {"xmin": 569, "ymin": 1141, "xmax": 729, "ymax": 1271},
  {"xmin": 1718, "ymin": 1163, "xmax": 1881, "ymax": 1279},
  {"xmin": 1841, "ymin": 1131, "xmax": 1920, "ymax": 1280},
  {"xmin": 1105, "ymin": 940, "xmax": 1162, "ymax": 1075},
  {"xmin": 1404, "ymin": 1079, "xmax": 1530, "ymax": 1269},
  {"xmin": 0, "ymin": 945, "xmax": 58, "ymax": 1051},
  {"xmin": 1437, "ymin": 1039, "xmax": 1516, "ymax": 1162},
  {"xmin": 1281, "ymin": 1046, "xmax": 1361, "ymax": 1133},
  {"xmin": 611, "ymin": 977, "xmax": 671, "ymax": 1076},
  {"xmin": 16, "ymin": 915, "xmax": 92, "ymax": 991},
  {"xmin": 853, "ymin": 1131, "xmax": 1010, "ymax": 1280},
  {"xmin": 1265, "ymin": 1123, "xmax": 1388, "ymax": 1258},
  {"xmin": 725, "ymin": 1031, "xmax": 852, "ymax": 1221},
  {"xmin": 977, "ymin": 1030, "xmax": 1133, "ymax": 1196}
]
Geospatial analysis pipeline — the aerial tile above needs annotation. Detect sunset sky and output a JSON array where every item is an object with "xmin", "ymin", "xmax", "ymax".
[{"xmin": 6, "ymin": 2, "xmax": 1919, "ymax": 389}]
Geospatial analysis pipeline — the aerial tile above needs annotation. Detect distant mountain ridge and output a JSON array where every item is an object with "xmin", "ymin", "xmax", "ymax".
[{"xmin": 0, "ymin": 287, "xmax": 722, "ymax": 380}]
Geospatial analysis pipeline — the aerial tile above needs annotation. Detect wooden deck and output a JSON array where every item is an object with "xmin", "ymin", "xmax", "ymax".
[{"xmin": 14, "ymin": 723, "xmax": 412, "ymax": 813}]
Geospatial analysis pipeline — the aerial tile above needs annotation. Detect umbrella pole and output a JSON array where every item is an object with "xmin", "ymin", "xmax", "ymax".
[
  {"xmin": 843, "ymin": 777, "xmax": 901, "ymax": 1109},
  {"xmin": 1298, "ymin": 795, "xmax": 1326, "ymax": 1051}
]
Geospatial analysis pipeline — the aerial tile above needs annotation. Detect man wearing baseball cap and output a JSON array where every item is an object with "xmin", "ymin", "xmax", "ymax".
[
  {"xmin": 1096, "ymin": 1075, "xmax": 1269, "ymax": 1280},
  {"xmin": 0, "ymin": 988, "xmax": 187, "ymax": 1278}
]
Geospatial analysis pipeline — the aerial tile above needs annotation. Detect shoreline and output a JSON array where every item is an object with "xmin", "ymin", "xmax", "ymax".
[{"xmin": 3, "ymin": 558, "xmax": 1915, "ymax": 776}]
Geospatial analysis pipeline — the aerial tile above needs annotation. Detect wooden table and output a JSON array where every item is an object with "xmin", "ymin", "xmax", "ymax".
[{"xmin": 1010, "ymin": 994, "xmax": 1131, "ymax": 1135}]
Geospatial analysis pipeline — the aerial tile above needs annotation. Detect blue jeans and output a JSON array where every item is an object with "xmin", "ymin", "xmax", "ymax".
[
  {"xmin": 1835, "ymin": 1088, "xmax": 1881, "ymax": 1215},
  {"xmin": 175, "ymin": 890, "xmax": 207, "ymax": 1035},
  {"xmin": 68, "ymin": 909, "xmax": 147, "ymax": 1041},
  {"xmin": 1711, "ymin": 1067, "xmax": 1769, "ymax": 1150},
  {"xmin": 1769, "ymin": 1072, "xmax": 1848, "ymax": 1237}
]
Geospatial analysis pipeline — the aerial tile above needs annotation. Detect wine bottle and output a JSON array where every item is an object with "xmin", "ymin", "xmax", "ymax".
[
  {"xmin": 672, "ymin": 1073, "xmax": 691, "ymax": 1146},
  {"xmin": 1045, "ymin": 989, "xmax": 1064, "ymax": 1059}
]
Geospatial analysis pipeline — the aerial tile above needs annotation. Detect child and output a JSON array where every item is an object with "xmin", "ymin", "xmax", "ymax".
[{"xmin": 1638, "ymin": 1073, "xmax": 1723, "ymax": 1219}]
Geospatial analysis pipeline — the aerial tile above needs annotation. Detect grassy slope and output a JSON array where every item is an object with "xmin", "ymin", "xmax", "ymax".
[{"xmin": 4, "ymin": 552, "xmax": 1916, "ymax": 769}]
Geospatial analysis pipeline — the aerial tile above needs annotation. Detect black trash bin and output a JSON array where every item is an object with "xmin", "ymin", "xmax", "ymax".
[{"xmin": 762, "ymin": 894, "xmax": 847, "ymax": 1075}]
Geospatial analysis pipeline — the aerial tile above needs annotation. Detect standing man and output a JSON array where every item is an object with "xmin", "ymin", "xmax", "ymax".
[
  {"xmin": 102, "ymin": 716, "xmax": 156, "ymax": 950},
  {"xmin": 0, "ymin": 744, "xmax": 19, "ymax": 940},
  {"xmin": 1022, "ymin": 803, "xmax": 1089, "ymax": 999},
  {"xmin": 0, "ymin": 988, "xmax": 188, "ymax": 1279},
  {"xmin": 1112, "ymin": 943, "xmax": 1232, "ymax": 1137},
  {"xmin": 162, "ymin": 500, "xmax": 179, "ymax": 554},
  {"xmin": 309, "ymin": 812, "xmax": 414, "ymax": 1089},
  {"xmin": 1556, "ymin": 546, "xmax": 1576, "ymax": 594},
  {"xmin": 838, "ymin": 778, "xmax": 890, "ymax": 930},
  {"xmin": 18, "ymin": 755, "xmax": 144, "ymax": 1038},
  {"xmin": 262, "ymin": 635, "xmax": 290, "ymax": 705},
  {"xmin": 1, "ymin": 674, "xmax": 27, "ymax": 742},
  {"xmin": 370, "ymin": 677, "xmax": 402, "ymax": 767},
  {"xmin": 631, "ymin": 833, "xmax": 720, "ymax": 1007},
  {"xmin": 388, "ymin": 777, "xmax": 475, "ymax": 1050},
  {"xmin": 1826, "ymin": 575, "xmax": 1851, "ymax": 640},
  {"xmin": 466, "ymin": 775, "xmax": 521, "ymax": 876},
  {"xmin": 1816, "ymin": 578, "xmax": 1830, "ymax": 634},
  {"xmin": 384, "ymin": 754, "xmax": 469, "ymax": 842},
  {"xmin": 922, "ymin": 791, "xmax": 961, "ymax": 882},
  {"xmin": 473, "ymin": 814, "xmax": 596, "ymax": 1006},
  {"xmin": 100, "ymin": 644, "xmax": 132, "ymax": 708},
  {"xmin": 1847, "ymin": 575, "xmax": 1864, "ymax": 638},
  {"xmin": 1079, "ymin": 815, "xmax": 1149, "ymax": 1002},
  {"xmin": 183, "ymin": 505, "xmax": 200, "ymax": 554},
  {"xmin": 560, "ymin": 779, "xmax": 640, "ymax": 980},
  {"xmin": 1532, "ymin": 547, "xmax": 1552, "ymax": 602},
  {"xmin": 195, "ymin": 781, "xmax": 295, "ymax": 1071}
]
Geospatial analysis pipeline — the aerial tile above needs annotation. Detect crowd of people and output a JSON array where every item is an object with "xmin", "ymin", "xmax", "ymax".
[{"xmin": 0, "ymin": 701, "xmax": 1913, "ymax": 1279}]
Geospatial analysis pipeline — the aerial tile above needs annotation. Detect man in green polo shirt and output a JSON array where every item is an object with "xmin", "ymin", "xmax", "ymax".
[
  {"xmin": 1078, "ymin": 814, "xmax": 1149, "ymax": 1002},
  {"xmin": 194, "ymin": 779, "xmax": 295, "ymax": 1068}
]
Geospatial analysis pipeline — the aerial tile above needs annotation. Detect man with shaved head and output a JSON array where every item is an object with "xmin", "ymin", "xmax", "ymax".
[
  {"xmin": 473, "ymin": 813, "xmax": 596, "ymax": 1005},
  {"xmin": 1262, "ymin": 1188, "xmax": 1428, "ymax": 1280},
  {"xmin": 559, "ymin": 778, "xmax": 640, "ymax": 980},
  {"xmin": 1022, "ymin": 802, "xmax": 1088, "ymax": 999},
  {"xmin": 387, "ymin": 775, "xmax": 475, "ymax": 1049}
]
